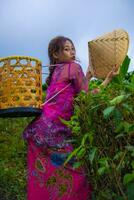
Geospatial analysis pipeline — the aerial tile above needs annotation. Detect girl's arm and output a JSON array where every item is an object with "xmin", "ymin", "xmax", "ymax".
[
  {"xmin": 100, "ymin": 65, "xmax": 119, "ymax": 87},
  {"xmin": 86, "ymin": 65, "xmax": 119, "ymax": 84},
  {"xmin": 71, "ymin": 63, "xmax": 119, "ymax": 95},
  {"xmin": 86, "ymin": 69, "xmax": 93, "ymax": 81},
  {"xmin": 86, "ymin": 65, "xmax": 119, "ymax": 94},
  {"xmin": 85, "ymin": 64, "xmax": 94, "ymax": 81}
]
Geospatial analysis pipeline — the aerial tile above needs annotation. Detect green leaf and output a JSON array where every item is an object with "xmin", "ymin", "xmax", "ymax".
[
  {"xmin": 131, "ymin": 161, "xmax": 134, "ymax": 169},
  {"xmin": 103, "ymin": 106, "xmax": 115, "ymax": 119},
  {"xmin": 115, "ymin": 121, "xmax": 134, "ymax": 135},
  {"xmin": 115, "ymin": 133, "xmax": 125, "ymax": 139},
  {"xmin": 113, "ymin": 151, "xmax": 123, "ymax": 161},
  {"xmin": 123, "ymin": 122, "xmax": 133, "ymax": 134},
  {"xmin": 81, "ymin": 133, "xmax": 89, "ymax": 146},
  {"xmin": 81, "ymin": 133, "xmax": 94, "ymax": 146},
  {"xmin": 115, "ymin": 122, "xmax": 124, "ymax": 133},
  {"xmin": 109, "ymin": 95, "xmax": 128, "ymax": 106},
  {"xmin": 131, "ymin": 73, "xmax": 134, "ymax": 81},
  {"xmin": 98, "ymin": 167, "xmax": 107, "ymax": 175},
  {"xmin": 88, "ymin": 147, "xmax": 97, "ymax": 164},
  {"xmin": 64, "ymin": 146, "xmax": 82, "ymax": 165},
  {"xmin": 129, "ymin": 125, "xmax": 134, "ymax": 134},
  {"xmin": 76, "ymin": 147, "xmax": 86, "ymax": 158},
  {"xmin": 116, "ymin": 197, "xmax": 124, "ymax": 200},
  {"xmin": 99, "ymin": 157, "xmax": 109, "ymax": 167},
  {"xmin": 113, "ymin": 108, "xmax": 122, "ymax": 122},
  {"xmin": 59, "ymin": 117, "xmax": 70, "ymax": 126},
  {"xmin": 125, "ymin": 83, "xmax": 134, "ymax": 92},
  {"xmin": 122, "ymin": 103, "xmax": 133, "ymax": 113},
  {"xmin": 127, "ymin": 182, "xmax": 134, "ymax": 200},
  {"xmin": 123, "ymin": 173, "xmax": 134, "ymax": 185},
  {"xmin": 73, "ymin": 161, "xmax": 82, "ymax": 169},
  {"xmin": 125, "ymin": 145, "xmax": 134, "ymax": 152},
  {"xmin": 119, "ymin": 55, "xmax": 130, "ymax": 79}
]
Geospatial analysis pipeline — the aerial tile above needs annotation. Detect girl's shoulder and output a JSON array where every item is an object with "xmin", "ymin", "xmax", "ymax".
[
  {"xmin": 61, "ymin": 61, "xmax": 82, "ymax": 71},
  {"xmin": 69, "ymin": 62, "xmax": 83, "ymax": 74},
  {"xmin": 62, "ymin": 62, "xmax": 84, "ymax": 80}
]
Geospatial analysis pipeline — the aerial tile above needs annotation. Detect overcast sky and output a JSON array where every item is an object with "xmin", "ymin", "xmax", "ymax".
[{"xmin": 0, "ymin": 0, "xmax": 134, "ymax": 81}]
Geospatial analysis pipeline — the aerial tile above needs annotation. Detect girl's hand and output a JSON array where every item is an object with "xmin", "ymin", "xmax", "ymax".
[
  {"xmin": 91, "ymin": 65, "xmax": 119, "ymax": 94},
  {"xmin": 86, "ymin": 66, "xmax": 93, "ymax": 81},
  {"xmin": 91, "ymin": 88, "xmax": 100, "ymax": 94},
  {"xmin": 106, "ymin": 65, "xmax": 119, "ymax": 80},
  {"xmin": 101, "ymin": 65, "xmax": 119, "ymax": 87}
]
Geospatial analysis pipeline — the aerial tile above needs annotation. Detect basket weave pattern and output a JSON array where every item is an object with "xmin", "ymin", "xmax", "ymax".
[
  {"xmin": 0, "ymin": 56, "xmax": 42, "ymax": 109},
  {"xmin": 88, "ymin": 29, "xmax": 129, "ymax": 78}
]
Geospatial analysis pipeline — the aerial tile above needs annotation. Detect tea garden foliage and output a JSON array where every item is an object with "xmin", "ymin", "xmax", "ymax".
[
  {"xmin": 0, "ymin": 56, "xmax": 134, "ymax": 199},
  {"xmin": 62, "ymin": 56, "xmax": 134, "ymax": 200}
]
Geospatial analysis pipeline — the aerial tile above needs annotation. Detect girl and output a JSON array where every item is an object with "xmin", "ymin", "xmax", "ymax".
[{"xmin": 23, "ymin": 36, "xmax": 118, "ymax": 200}]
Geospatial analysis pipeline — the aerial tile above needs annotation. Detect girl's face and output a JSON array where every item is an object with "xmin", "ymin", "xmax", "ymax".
[{"xmin": 57, "ymin": 40, "xmax": 76, "ymax": 63}]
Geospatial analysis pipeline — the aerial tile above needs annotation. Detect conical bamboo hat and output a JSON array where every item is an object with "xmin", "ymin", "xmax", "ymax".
[{"xmin": 88, "ymin": 29, "xmax": 129, "ymax": 78}]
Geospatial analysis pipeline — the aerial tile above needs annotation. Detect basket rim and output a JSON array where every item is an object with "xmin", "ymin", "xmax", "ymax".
[
  {"xmin": 88, "ymin": 29, "xmax": 129, "ymax": 44},
  {"xmin": 0, "ymin": 107, "xmax": 42, "ymax": 118},
  {"xmin": 0, "ymin": 55, "xmax": 42, "ymax": 64}
]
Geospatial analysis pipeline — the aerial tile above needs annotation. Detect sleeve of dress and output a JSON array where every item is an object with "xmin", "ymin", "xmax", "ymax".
[{"xmin": 69, "ymin": 62, "xmax": 89, "ymax": 93}]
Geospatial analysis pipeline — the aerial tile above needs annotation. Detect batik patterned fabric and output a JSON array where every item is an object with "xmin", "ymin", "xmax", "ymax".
[
  {"xmin": 23, "ymin": 62, "xmax": 88, "ymax": 148},
  {"xmin": 23, "ymin": 62, "xmax": 92, "ymax": 199},
  {"xmin": 27, "ymin": 139, "xmax": 92, "ymax": 200}
]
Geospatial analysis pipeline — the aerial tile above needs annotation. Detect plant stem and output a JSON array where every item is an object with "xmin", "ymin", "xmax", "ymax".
[
  {"xmin": 117, "ymin": 150, "xmax": 127, "ymax": 171},
  {"xmin": 114, "ymin": 171, "xmax": 127, "ymax": 200}
]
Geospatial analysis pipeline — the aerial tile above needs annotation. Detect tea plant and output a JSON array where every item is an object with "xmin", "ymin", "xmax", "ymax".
[{"xmin": 64, "ymin": 56, "xmax": 134, "ymax": 200}]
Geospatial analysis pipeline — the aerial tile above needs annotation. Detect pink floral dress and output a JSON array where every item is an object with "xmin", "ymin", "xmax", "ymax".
[{"xmin": 23, "ymin": 62, "xmax": 92, "ymax": 200}]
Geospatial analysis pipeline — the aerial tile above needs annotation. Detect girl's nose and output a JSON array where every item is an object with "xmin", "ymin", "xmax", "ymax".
[{"xmin": 71, "ymin": 50, "xmax": 75, "ymax": 55}]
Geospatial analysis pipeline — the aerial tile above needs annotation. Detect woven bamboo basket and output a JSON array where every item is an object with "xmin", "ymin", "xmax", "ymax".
[
  {"xmin": 0, "ymin": 56, "xmax": 42, "ymax": 117},
  {"xmin": 88, "ymin": 29, "xmax": 129, "ymax": 78}
]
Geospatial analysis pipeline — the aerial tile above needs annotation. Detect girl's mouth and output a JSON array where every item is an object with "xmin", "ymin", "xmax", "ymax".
[{"xmin": 72, "ymin": 56, "xmax": 75, "ymax": 60}]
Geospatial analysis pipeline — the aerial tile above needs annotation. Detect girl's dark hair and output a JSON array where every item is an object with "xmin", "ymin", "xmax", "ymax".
[{"xmin": 46, "ymin": 36, "xmax": 75, "ymax": 86}]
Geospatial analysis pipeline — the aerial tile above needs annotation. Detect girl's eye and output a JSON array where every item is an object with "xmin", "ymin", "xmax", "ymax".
[{"xmin": 64, "ymin": 48, "xmax": 75, "ymax": 51}]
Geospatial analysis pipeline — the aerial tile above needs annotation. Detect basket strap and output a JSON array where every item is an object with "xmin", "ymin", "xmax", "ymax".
[{"xmin": 42, "ymin": 82, "xmax": 71, "ymax": 106}]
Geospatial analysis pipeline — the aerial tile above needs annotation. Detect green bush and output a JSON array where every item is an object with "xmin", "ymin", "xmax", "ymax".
[{"xmin": 63, "ymin": 56, "xmax": 134, "ymax": 199}]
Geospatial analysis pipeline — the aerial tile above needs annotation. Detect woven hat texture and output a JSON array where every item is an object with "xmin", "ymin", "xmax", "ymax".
[{"xmin": 88, "ymin": 29, "xmax": 129, "ymax": 78}]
